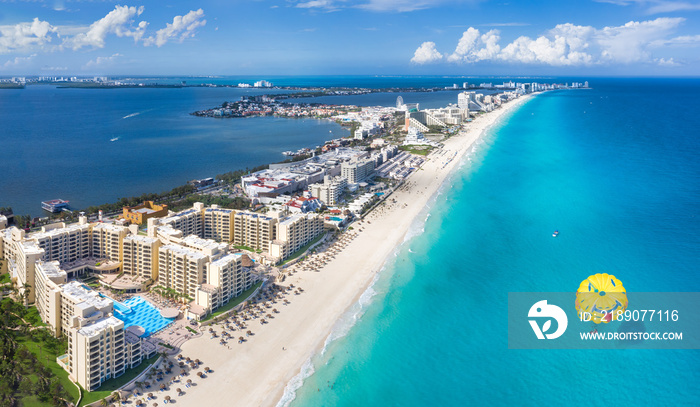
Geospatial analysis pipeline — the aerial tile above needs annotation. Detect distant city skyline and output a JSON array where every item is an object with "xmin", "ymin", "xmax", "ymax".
[{"xmin": 1, "ymin": 0, "xmax": 699, "ymax": 76}]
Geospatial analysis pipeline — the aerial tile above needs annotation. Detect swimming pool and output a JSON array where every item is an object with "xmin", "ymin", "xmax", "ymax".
[
  {"xmin": 112, "ymin": 296, "xmax": 174, "ymax": 337},
  {"xmin": 329, "ymin": 217, "xmax": 344, "ymax": 222}
]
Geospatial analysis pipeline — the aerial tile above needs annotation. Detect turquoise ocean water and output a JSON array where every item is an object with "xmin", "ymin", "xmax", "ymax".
[{"xmin": 285, "ymin": 79, "xmax": 700, "ymax": 406}]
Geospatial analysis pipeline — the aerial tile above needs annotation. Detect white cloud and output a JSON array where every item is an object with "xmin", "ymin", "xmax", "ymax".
[
  {"xmin": 84, "ymin": 53, "xmax": 123, "ymax": 68},
  {"xmin": 297, "ymin": 0, "xmax": 335, "ymax": 8},
  {"xmin": 143, "ymin": 9, "xmax": 206, "ymax": 47},
  {"xmin": 294, "ymin": 0, "xmax": 464, "ymax": 12},
  {"xmin": 410, "ymin": 41, "xmax": 443, "ymax": 64},
  {"xmin": 356, "ymin": 0, "xmax": 435, "ymax": 12},
  {"xmin": 69, "ymin": 5, "xmax": 147, "ymax": 50},
  {"xmin": 596, "ymin": 17, "xmax": 682, "ymax": 63},
  {"xmin": 416, "ymin": 17, "xmax": 691, "ymax": 67},
  {"xmin": 447, "ymin": 28, "xmax": 503, "ymax": 63},
  {"xmin": 594, "ymin": 0, "xmax": 700, "ymax": 14},
  {"xmin": 2, "ymin": 53, "xmax": 37, "ymax": 68},
  {"xmin": 655, "ymin": 57, "xmax": 681, "ymax": 65},
  {"xmin": 41, "ymin": 66, "xmax": 68, "ymax": 71},
  {"xmin": 650, "ymin": 34, "xmax": 700, "ymax": 46},
  {"xmin": 0, "ymin": 18, "xmax": 57, "ymax": 53}
]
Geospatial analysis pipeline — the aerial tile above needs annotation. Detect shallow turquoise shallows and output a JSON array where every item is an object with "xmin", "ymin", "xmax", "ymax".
[
  {"xmin": 112, "ymin": 296, "xmax": 174, "ymax": 337},
  {"xmin": 285, "ymin": 78, "xmax": 700, "ymax": 407}
]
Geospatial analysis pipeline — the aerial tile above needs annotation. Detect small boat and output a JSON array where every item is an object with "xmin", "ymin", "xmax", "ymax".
[
  {"xmin": 552, "ymin": 230, "xmax": 559, "ymax": 237},
  {"xmin": 110, "ymin": 137, "xmax": 119, "ymax": 142}
]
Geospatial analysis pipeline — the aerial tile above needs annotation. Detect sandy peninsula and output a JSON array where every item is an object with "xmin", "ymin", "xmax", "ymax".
[{"xmin": 159, "ymin": 93, "xmax": 535, "ymax": 407}]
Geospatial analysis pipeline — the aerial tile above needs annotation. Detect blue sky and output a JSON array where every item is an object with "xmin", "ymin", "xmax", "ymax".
[{"xmin": 0, "ymin": 0, "xmax": 699, "ymax": 76}]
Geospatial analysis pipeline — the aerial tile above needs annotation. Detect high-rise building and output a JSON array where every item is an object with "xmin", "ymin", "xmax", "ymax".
[
  {"xmin": 310, "ymin": 175, "xmax": 348, "ymax": 206},
  {"xmin": 160, "ymin": 202, "xmax": 205, "ymax": 237},
  {"xmin": 194, "ymin": 253, "xmax": 256, "ymax": 315},
  {"xmin": 66, "ymin": 316, "xmax": 127, "ymax": 392},
  {"xmin": 122, "ymin": 235, "xmax": 161, "ymax": 281},
  {"xmin": 91, "ymin": 223, "xmax": 128, "ymax": 262},
  {"xmin": 232, "ymin": 211, "xmax": 278, "ymax": 253},
  {"xmin": 341, "ymin": 158, "xmax": 375, "ymax": 184},
  {"xmin": 158, "ymin": 244, "xmax": 208, "ymax": 298},
  {"xmin": 204, "ymin": 206, "xmax": 235, "ymax": 242},
  {"xmin": 33, "ymin": 222, "xmax": 91, "ymax": 264},
  {"xmin": 34, "ymin": 260, "xmax": 67, "ymax": 335}
]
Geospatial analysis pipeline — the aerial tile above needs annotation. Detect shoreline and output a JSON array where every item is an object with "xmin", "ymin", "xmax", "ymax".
[{"xmin": 156, "ymin": 93, "xmax": 536, "ymax": 407}]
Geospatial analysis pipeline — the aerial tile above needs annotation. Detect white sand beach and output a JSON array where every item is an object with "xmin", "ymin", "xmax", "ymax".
[{"xmin": 161, "ymin": 94, "xmax": 535, "ymax": 407}]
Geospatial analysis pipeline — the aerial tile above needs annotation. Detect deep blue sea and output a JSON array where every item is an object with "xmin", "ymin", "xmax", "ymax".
[
  {"xmin": 283, "ymin": 78, "xmax": 700, "ymax": 407},
  {"xmin": 0, "ymin": 78, "xmax": 498, "ymax": 216}
]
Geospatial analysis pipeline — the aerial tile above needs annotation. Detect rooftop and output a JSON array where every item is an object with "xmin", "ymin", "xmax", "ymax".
[
  {"xmin": 31, "ymin": 222, "xmax": 89, "ymax": 240},
  {"xmin": 77, "ymin": 316, "xmax": 123, "ymax": 338},
  {"xmin": 91, "ymin": 223, "xmax": 127, "ymax": 233},
  {"xmin": 37, "ymin": 260, "xmax": 66, "ymax": 278},
  {"xmin": 161, "ymin": 244, "xmax": 208, "ymax": 260},
  {"xmin": 124, "ymin": 234, "xmax": 158, "ymax": 244},
  {"xmin": 181, "ymin": 235, "xmax": 228, "ymax": 252},
  {"xmin": 62, "ymin": 281, "xmax": 113, "ymax": 309},
  {"xmin": 20, "ymin": 240, "xmax": 44, "ymax": 255},
  {"xmin": 209, "ymin": 253, "xmax": 242, "ymax": 267}
]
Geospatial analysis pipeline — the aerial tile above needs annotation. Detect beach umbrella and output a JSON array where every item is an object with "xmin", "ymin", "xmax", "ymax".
[
  {"xmin": 153, "ymin": 403, "xmax": 158, "ymax": 407},
  {"xmin": 205, "ymin": 366, "xmax": 210, "ymax": 373},
  {"xmin": 160, "ymin": 384, "xmax": 166, "ymax": 390},
  {"xmin": 148, "ymin": 393, "xmax": 153, "ymax": 399},
  {"xmin": 195, "ymin": 358, "xmax": 201, "ymax": 365},
  {"xmin": 197, "ymin": 371, "xmax": 203, "ymax": 378},
  {"xmin": 187, "ymin": 379, "xmax": 192, "ymax": 384},
  {"xmin": 165, "ymin": 396, "xmax": 171, "ymax": 402},
  {"xmin": 246, "ymin": 330, "xmax": 252, "ymax": 336},
  {"xmin": 180, "ymin": 369, "xmax": 186, "ymax": 376},
  {"xmin": 575, "ymin": 273, "xmax": 628, "ymax": 324},
  {"xmin": 176, "ymin": 388, "xmax": 182, "ymax": 396}
]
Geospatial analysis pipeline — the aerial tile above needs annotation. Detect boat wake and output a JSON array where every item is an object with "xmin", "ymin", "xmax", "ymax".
[{"xmin": 123, "ymin": 112, "xmax": 141, "ymax": 119}]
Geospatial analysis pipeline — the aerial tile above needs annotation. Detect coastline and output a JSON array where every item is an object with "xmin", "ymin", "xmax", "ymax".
[{"xmin": 172, "ymin": 93, "xmax": 535, "ymax": 407}]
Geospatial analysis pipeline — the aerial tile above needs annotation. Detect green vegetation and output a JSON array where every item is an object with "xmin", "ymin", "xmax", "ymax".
[
  {"xmin": 158, "ymin": 342, "xmax": 174, "ymax": 350},
  {"xmin": 281, "ymin": 233, "xmax": 327, "ymax": 265},
  {"xmin": 186, "ymin": 326, "xmax": 198, "ymax": 334},
  {"xmin": 399, "ymin": 145, "xmax": 434, "ymax": 156},
  {"xmin": 201, "ymin": 281, "xmax": 263, "ymax": 322},
  {"xmin": 24, "ymin": 306, "xmax": 45, "ymax": 327},
  {"xmin": 427, "ymin": 125, "xmax": 446, "ymax": 133},
  {"xmin": 152, "ymin": 286, "xmax": 191, "ymax": 301},
  {"xmin": 78, "ymin": 354, "xmax": 159, "ymax": 406},
  {"xmin": 0, "ymin": 297, "xmax": 75, "ymax": 406},
  {"xmin": 167, "ymin": 194, "xmax": 250, "ymax": 213},
  {"xmin": 83, "ymin": 184, "xmax": 195, "ymax": 215},
  {"xmin": 216, "ymin": 164, "xmax": 269, "ymax": 185},
  {"xmin": 232, "ymin": 244, "xmax": 255, "ymax": 252}
]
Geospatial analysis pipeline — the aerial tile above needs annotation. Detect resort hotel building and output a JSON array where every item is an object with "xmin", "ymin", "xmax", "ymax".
[{"xmin": 310, "ymin": 175, "xmax": 348, "ymax": 206}]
